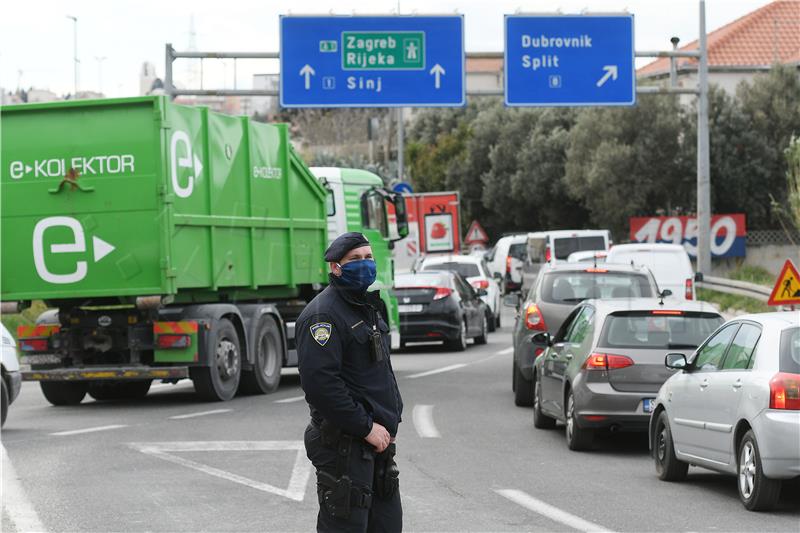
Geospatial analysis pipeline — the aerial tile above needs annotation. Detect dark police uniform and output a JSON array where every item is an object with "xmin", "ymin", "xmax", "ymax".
[{"xmin": 297, "ymin": 237, "xmax": 403, "ymax": 533}]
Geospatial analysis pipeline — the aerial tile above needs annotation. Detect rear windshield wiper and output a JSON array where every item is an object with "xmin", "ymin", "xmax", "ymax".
[
  {"xmin": 559, "ymin": 297, "xmax": 588, "ymax": 303},
  {"xmin": 668, "ymin": 343, "xmax": 697, "ymax": 349}
]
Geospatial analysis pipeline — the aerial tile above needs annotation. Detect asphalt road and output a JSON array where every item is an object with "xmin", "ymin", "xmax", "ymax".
[{"xmin": 3, "ymin": 308, "xmax": 799, "ymax": 532}]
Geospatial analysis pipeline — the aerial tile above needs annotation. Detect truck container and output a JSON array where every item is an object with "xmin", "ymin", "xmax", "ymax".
[{"xmin": 1, "ymin": 96, "xmax": 406, "ymax": 404}]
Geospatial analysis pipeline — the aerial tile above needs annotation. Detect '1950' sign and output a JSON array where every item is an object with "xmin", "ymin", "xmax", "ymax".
[{"xmin": 629, "ymin": 214, "xmax": 746, "ymax": 258}]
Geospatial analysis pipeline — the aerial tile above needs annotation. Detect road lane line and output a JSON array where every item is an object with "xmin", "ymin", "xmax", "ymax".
[
  {"xmin": 274, "ymin": 395, "xmax": 306, "ymax": 404},
  {"xmin": 412, "ymin": 405, "xmax": 441, "ymax": 438},
  {"xmin": 406, "ymin": 363, "xmax": 467, "ymax": 379},
  {"xmin": 1, "ymin": 444, "xmax": 47, "ymax": 533},
  {"xmin": 169, "ymin": 409, "xmax": 232, "ymax": 420},
  {"xmin": 495, "ymin": 346, "xmax": 513, "ymax": 355},
  {"xmin": 495, "ymin": 489, "xmax": 614, "ymax": 533},
  {"xmin": 51, "ymin": 424, "xmax": 128, "ymax": 436}
]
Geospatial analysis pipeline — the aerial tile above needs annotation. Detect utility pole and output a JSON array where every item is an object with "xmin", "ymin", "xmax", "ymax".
[
  {"xmin": 95, "ymin": 56, "xmax": 107, "ymax": 95},
  {"xmin": 66, "ymin": 15, "xmax": 79, "ymax": 96},
  {"xmin": 696, "ymin": 0, "xmax": 711, "ymax": 274}
]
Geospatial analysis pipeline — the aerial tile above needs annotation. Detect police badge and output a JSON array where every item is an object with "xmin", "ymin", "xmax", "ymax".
[{"xmin": 310, "ymin": 322, "xmax": 332, "ymax": 346}]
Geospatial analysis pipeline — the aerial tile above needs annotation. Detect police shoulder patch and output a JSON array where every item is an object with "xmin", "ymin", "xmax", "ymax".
[{"xmin": 310, "ymin": 322, "xmax": 332, "ymax": 347}]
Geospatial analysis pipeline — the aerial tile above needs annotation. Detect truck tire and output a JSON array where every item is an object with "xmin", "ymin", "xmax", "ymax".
[
  {"xmin": 89, "ymin": 380, "xmax": 151, "ymax": 401},
  {"xmin": 40, "ymin": 382, "xmax": 88, "ymax": 406},
  {"xmin": 239, "ymin": 316, "xmax": 282, "ymax": 395},
  {"xmin": 192, "ymin": 318, "xmax": 241, "ymax": 402}
]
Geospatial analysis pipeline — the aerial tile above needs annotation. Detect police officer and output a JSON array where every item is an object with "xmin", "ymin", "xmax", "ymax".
[{"xmin": 297, "ymin": 232, "xmax": 403, "ymax": 533}]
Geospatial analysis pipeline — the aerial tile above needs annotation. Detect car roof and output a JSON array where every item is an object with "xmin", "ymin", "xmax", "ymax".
[
  {"xmin": 540, "ymin": 262, "xmax": 650, "ymax": 274},
  {"xmin": 498, "ymin": 234, "xmax": 528, "ymax": 244},
  {"xmin": 582, "ymin": 298, "xmax": 721, "ymax": 315},
  {"xmin": 609, "ymin": 243, "xmax": 687, "ymax": 253},
  {"xmin": 527, "ymin": 229, "xmax": 609, "ymax": 239},
  {"xmin": 422, "ymin": 254, "xmax": 482, "ymax": 265},
  {"xmin": 730, "ymin": 311, "xmax": 800, "ymax": 328}
]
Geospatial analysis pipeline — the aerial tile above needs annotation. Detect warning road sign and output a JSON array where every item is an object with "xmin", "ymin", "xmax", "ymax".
[
  {"xmin": 767, "ymin": 259, "xmax": 800, "ymax": 306},
  {"xmin": 465, "ymin": 220, "xmax": 489, "ymax": 245}
]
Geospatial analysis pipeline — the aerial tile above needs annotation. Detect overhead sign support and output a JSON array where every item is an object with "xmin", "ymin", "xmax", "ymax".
[{"xmin": 280, "ymin": 16, "xmax": 465, "ymax": 108}]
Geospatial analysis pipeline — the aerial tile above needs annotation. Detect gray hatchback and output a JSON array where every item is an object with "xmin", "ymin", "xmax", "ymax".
[
  {"xmin": 531, "ymin": 298, "xmax": 723, "ymax": 451},
  {"xmin": 509, "ymin": 262, "xmax": 660, "ymax": 406}
]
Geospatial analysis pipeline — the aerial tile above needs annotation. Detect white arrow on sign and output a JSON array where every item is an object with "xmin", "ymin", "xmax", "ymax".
[
  {"xmin": 92, "ymin": 236, "xmax": 115, "ymax": 262},
  {"xmin": 596, "ymin": 65, "xmax": 618, "ymax": 87},
  {"xmin": 193, "ymin": 153, "xmax": 203, "ymax": 179},
  {"xmin": 429, "ymin": 64, "xmax": 446, "ymax": 89},
  {"xmin": 299, "ymin": 64, "xmax": 315, "ymax": 90}
]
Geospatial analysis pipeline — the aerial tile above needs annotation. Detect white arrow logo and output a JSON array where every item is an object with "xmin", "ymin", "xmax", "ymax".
[
  {"xmin": 299, "ymin": 64, "xmax": 315, "ymax": 90},
  {"xmin": 429, "ymin": 64, "xmax": 446, "ymax": 89},
  {"xmin": 92, "ymin": 236, "xmax": 115, "ymax": 263},
  {"xmin": 193, "ymin": 154, "xmax": 203, "ymax": 180},
  {"xmin": 596, "ymin": 65, "xmax": 618, "ymax": 87}
]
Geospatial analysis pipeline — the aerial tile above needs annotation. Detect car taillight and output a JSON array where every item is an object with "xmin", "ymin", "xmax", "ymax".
[
  {"xmin": 506, "ymin": 256, "xmax": 512, "ymax": 274},
  {"xmin": 685, "ymin": 278, "xmax": 693, "ymax": 300},
  {"xmin": 582, "ymin": 352, "xmax": 634, "ymax": 370},
  {"xmin": 544, "ymin": 247, "xmax": 552, "ymax": 262},
  {"xmin": 433, "ymin": 287, "xmax": 452, "ymax": 300},
  {"xmin": 471, "ymin": 279, "xmax": 489, "ymax": 289},
  {"xmin": 156, "ymin": 334, "xmax": 192, "ymax": 349},
  {"xmin": 20, "ymin": 339, "xmax": 49, "ymax": 352},
  {"xmin": 524, "ymin": 304, "xmax": 547, "ymax": 330},
  {"xmin": 769, "ymin": 372, "xmax": 800, "ymax": 410}
]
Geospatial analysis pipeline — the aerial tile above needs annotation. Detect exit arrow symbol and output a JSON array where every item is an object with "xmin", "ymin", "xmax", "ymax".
[
  {"xmin": 596, "ymin": 65, "xmax": 618, "ymax": 87},
  {"xmin": 429, "ymin": 64, "xmax": 445, "ymax": 89},
  {"xmin": 299, "ymin": 64, "xmax": 315, "ymax": 90},
  {"xmin": 92, "ymin": 236, "xmax": 115, "ymax": 263}
]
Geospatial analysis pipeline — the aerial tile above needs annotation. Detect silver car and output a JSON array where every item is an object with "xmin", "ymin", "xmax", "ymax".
[
  {"xmin": 532, "ymin": 298, "xmax": 723, "ymax": 450},
  {"xmin": 650, "ymin": 312, "xmax": 800, "ymax": 511}
]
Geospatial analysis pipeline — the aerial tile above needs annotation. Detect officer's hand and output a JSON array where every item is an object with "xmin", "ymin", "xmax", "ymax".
[{"xmin": 365, "ymin": 422, "xmax": 390, "ymax": 452}]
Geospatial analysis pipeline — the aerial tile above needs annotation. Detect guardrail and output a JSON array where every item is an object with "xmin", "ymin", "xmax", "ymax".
[{"xmin": 697, "ymin": 276, "xmax": 772, "ymax": 303}]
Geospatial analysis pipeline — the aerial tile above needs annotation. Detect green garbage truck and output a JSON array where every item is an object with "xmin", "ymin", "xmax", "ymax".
[{"xmin": 1, "ymin": 96, "xmax": 407, "ymax": 404}]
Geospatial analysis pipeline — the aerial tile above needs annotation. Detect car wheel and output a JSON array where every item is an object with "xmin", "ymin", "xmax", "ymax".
[
  {"xmin": 533, "ymin": 372, "xmax": 556, "ymax": 428},
  {"xmin": 1, "ymin": 378, "xmax": 8, "ymax": 427},
  {"xmin": 239, "ymin": 316, "xmax": 282, "ymax": 395},
  {"xmin": 192, "ymin": 318, "xmax": 241, "ymax": 401},
  {"xmin": 40, "ymin": 382, "xmax": 88, "ymax": 406},
  {"xmin": 513, "ymin": 362, "xmax": 533, "ymax": 407},
  {"xmin": 474, "ymin": 314, "xmax": 488, "ymax": 345},
  {"xmin": 738, "ymin": 430, "xmax": 781, "ymax": 511},
  {"xmin": 487, "ymin": 308, "xmax": 496, "ymax": 333},
  {"xmin": 565, "ymin": 389, "xmax": 593, "ymax": 451},
  {"xmin": 446, "ymin": 319, "xmax": 468, "ymax": 352},
  {"xmin": 495, "ymin": 311, "xmax": 501, "ymax": 329},
  {"xmin": 654, "ymin": 411, "xmax": 688, "ymax": 481}
]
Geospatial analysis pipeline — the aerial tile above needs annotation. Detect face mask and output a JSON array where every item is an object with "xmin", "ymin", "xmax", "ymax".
[{"xmin": 337, "ymin": 259, "xmax": 377, "ymax": 291}]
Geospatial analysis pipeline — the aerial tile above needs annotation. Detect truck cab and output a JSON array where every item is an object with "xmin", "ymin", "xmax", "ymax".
[{"xmin": 311, "ymin": 167, "xmax": 408, "ymax": 349}]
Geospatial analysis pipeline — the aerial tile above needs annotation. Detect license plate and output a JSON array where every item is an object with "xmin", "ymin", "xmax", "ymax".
[
  {"xmin": 643, "ymin": 398, "xmax": 656, "ymax": 413},
  {"xmin": 398, "ymin": 304, "xmax": 423, "ymax": 313}
]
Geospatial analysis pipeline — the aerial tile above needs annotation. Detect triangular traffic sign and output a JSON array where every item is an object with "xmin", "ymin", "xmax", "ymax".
[
  {"xmin": 464, "ymin": 220, "xmax": 489, "ymax": 244},
  {"xmin": 767, "ymin": 259, "xmax": 800, "ymax": 306}
]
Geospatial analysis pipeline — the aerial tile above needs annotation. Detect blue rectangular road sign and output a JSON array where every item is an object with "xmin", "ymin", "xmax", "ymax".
[
  {"xmin": 280, "ymin": 16, "xmax": 464, "ymax": 108},
  {"xmin": 505, "ymin": 15, "xmax": 635, "ymax": 107}
]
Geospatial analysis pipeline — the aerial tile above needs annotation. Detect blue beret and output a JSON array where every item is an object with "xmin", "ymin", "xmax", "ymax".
[{"xmin": 324, "ymin": 232, "xmax": 370, "ymax": 262}]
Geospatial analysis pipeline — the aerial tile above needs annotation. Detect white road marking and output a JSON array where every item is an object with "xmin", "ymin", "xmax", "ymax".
[
  {"xmin": 406, "ymin": 363, "xmax": 467, "ymax": 379},
  {"xmin": 169, "ymin": 409, "xmax": 232, "ymax": 420},
  {"xmin": 51, "ymin": 424, "xmax": 128, "ymax": 436},
  {"xmin": 495, "ymin": 346, "xmax": 514, "ymax": 355},
  {"xmin": 274, "ymin": 395, "xmax": 305, "ymax": 404},
  {"xmin": 129, "ymin": 441, "xmax": 311, "ymax": 502},
  {"xmin": 1, "ymin": 444, "xmax": 48, "ymax": 533},
  {"xmin": 495, "ymin": 489, "xmax": 614, "ymax": 533},
  {"xmin": 412, "ymin": 404, "xmax": 441, "ymax": 438}
]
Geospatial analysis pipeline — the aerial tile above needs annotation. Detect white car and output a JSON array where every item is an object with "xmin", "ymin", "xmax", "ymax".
[
  {"xmin": 1, "ymin": 322, "xmax": 22, "ymax": 427},
  {"xmin": 606, "ymin": 243, "xmax": 699, "ymax": 300},
  {"xmin": 566, "ymin": 250, "xmax": 608, "ymax": 263},
  {"xmin": 526, "ymin": 229, "xmax": 611, "ymax": 265},
  {"xmin": 485, "ymin": 234, "xmax": 528, "ymax": 294},
  {"xmin": 650, "ymin": 312, "xmax": 800, "ymax": 511},
  {"xmin": 419, "ymin": 254, "xmax": 501, "ymax": 331}
]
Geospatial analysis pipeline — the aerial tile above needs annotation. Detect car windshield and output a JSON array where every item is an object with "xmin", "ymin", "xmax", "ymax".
[
  {"xmin": 541, "ymin": 271, "xmax": 654, "ymax": 303},
  {"xmin": 600, "ymin": 312, "xmax": 724, "ymax": 349},
  {"xmin": 423, "ymin": 261, "xmax": 481, "ymax": 278},
  {"xmin": 780, "ymin": 327, "xmax": 800, "ymax": 373},
  {"xmin": 508, "ymin": 243, "xmax": 527, "ymax": 261},
  {"xmin": 395, "ymin": 272, "xmax": 448, "ymax": 288},
  {"xmin": 553, "ymin": 236, "xmax": 606, "ymax": 260}
]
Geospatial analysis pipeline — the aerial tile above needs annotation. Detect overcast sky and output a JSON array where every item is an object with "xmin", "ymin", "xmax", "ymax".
[{"xmin": 0, "ymin": 0, "xmax": 776, "ymax": 97}]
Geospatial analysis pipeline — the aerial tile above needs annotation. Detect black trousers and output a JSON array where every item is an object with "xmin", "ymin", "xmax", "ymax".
[{"xmin": 305, "ymin": 424, "xmax": 403, "ymax": 533}]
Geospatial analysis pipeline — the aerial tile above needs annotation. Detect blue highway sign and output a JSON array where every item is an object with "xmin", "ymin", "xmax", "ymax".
[
  {"xmin": 280, "ymin": 16, "xmax": 465, "ymax": 108},
  {"xmin": 505, "ymin": 14, "xmax": 635, "ymax": 107}
]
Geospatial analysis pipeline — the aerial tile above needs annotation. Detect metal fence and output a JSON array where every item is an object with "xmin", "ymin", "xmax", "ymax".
[{"xmin": 697, "ymin": 275, "xmax": 772, "ymax": 302}]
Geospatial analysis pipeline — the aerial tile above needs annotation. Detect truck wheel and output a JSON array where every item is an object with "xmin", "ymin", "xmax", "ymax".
[
  {"xmin": 193, "ymin": 319, "xmax": 241, "ymax": 402},
  {"xmin": 89, "ymin": 380, "xmax": 151, "ymax": 401},
  {"xmin": 40, "ymin": 382, "xmax": 88, "ymax": 406},
  {"xmin": 1, "ymin": 378, "xmax": 8, "ymax": 427},
  {"xmin": 239, "ymin": 316, "xmax": 282, "ymax": 395}
]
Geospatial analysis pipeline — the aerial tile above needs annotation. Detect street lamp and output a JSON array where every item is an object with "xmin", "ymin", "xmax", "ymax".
[{"xmin": 66, "ymin": 15, "xmax": 79, "ymax": 95}]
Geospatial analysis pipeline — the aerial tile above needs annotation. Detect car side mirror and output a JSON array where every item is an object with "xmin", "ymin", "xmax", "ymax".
[
  {"xmin": 531, "ymin": 332, "xmax": 552, "ymax": 347},
  {"xmin": 665, "ymin": 353, "xmax": 687, "ymax": 370},
  {"xmin": 660, "ymin": 289, "xmax": 673, "ymax": 298},
  {"xmin": 493, "ymin": 272, "xmax": 502, "ymax": 281},
  {"xmin": 476, "ymin": 288, "xmax": 488, "ymax": 297},
  {"xmin": 694, "ymin": 272, "xmax": 704, "ymax": 282},
  {"xmin": 503, "ymin": 294, "xmax": 520, "ymax": 308}
]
